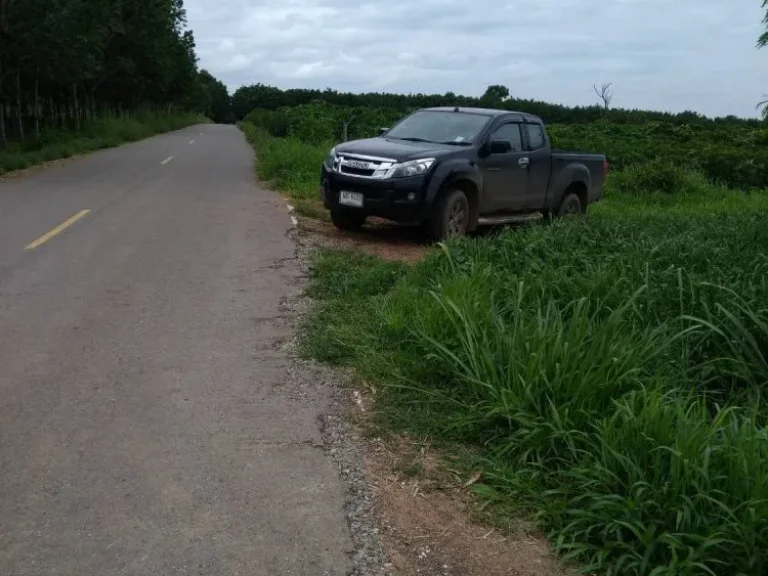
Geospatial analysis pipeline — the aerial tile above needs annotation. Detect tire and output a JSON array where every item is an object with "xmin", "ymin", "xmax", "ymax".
[
  {"xmin": 555, "ymin": 192, "xmax": 583, "ymax": 218},
  {"xmin": 428, "ymin": 189, "xmax": 470, "ymax": 241},
  {"xmin": 330, "ymin": 210, "xmax": 366, "ymax": 231}
]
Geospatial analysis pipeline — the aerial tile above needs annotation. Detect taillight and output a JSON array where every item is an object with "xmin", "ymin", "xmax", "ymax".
[{"xmin": 601, "ymin": 160, "xmax": 609, "ymax": 184}]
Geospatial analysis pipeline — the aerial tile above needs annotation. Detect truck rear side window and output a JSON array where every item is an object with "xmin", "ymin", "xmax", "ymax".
[
  {"xmin": 490, "ymin": 123, "xmax": 523, "ymax": 152},
  {"xmin": 525, "ymin": 124, "xmax": 546, "ymax": 150}
]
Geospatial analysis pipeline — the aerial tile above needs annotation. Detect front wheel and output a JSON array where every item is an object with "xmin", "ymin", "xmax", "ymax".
[
  {"xmin": 428, "ymin": 189, "xmax": 469, "ymax": 241},
  {"xmin": 330, "ymin": 210, "xmax": 366, "ymax": 231}
]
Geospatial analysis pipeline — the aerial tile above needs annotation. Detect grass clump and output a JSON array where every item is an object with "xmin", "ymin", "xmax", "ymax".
[
  {"xmin": 0, "ymin": 111, "xmax": 205, "ymax": 176},
  {"xmin": 303, "ymin": 203, "xmax": 768, "ymax": 575}
]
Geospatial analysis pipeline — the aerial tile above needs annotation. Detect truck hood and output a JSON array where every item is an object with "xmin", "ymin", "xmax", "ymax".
[{"xmin": 335, "ymin": 137, "xmax": 460, "ymax": 162}]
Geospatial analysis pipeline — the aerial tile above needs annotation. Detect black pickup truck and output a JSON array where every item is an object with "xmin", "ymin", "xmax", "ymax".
[{"xmin": 320, "ymin": 107, "xmax": 607, "ymax": 240}]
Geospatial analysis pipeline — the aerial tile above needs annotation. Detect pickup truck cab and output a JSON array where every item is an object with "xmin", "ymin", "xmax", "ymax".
[{"xmin": 320, "ymin": 107, "xmax": 607, "ymax": 240}]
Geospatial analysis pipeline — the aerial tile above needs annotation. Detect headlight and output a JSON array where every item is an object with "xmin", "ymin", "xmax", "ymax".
[
  {"xmin": 324, "ymin": 147, "xmax": 337, "ymax": 170},
  {"xmin": 391, "ymin": 158, "xmax": 435, "ymax": 178}
]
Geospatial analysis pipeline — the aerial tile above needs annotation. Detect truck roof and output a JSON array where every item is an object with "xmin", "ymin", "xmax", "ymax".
[{"xmin": 422, "ymin": 106, "xmax": 542, "ymax": 122}]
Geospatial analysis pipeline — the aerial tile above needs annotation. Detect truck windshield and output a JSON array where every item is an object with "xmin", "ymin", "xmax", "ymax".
[{"xmin": 385, "ymin": 111, "xmax": 491, "ymax": 145}]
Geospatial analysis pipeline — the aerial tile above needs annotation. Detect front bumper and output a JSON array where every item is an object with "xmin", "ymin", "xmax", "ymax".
[{"xmin": 320, "ymin": 167, "xmax": 430, "ymax": 223}]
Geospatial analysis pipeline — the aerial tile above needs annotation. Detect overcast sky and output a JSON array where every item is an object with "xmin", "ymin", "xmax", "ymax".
[{"xmin": 186, "ymin": 0, "xmax": 768, "ymax": 118}]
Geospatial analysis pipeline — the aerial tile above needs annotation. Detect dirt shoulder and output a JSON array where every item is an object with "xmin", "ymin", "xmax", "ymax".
[{"xmin": 296, "ymin": 215, "xmax": 431, "ymax": 263}]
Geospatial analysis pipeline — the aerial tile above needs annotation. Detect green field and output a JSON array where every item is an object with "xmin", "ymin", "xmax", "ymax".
[{"xmin": 239, "ymin": 98, "xmax": 768, "ymax": 576}]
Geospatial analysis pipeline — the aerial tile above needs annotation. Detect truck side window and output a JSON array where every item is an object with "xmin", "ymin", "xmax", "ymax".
[
  {"xmin": 490, "ymin": 123, "xmax": 523, "ymax": 152},
  {"xmin": 525, "ymin": 124, "xmax": 546, "ymax": 150}
]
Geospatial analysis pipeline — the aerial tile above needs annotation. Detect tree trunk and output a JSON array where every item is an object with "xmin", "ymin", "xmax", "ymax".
[
  {"xmin": 72, "ymin": 83, "xmax": 80, "ymax": 131},
  {"xmin": 34, "ymin": 73, "xmax": 40, "ymax": 140},
  {"xmin": 0, "ymin": 102, "xmax": 6, "ymax": 147},
  {"xmin": 15, "ymin": 67, "xmax": 24, "ymax": 141},
  {"xmin": 86, "ymin": 87, "xmax": 95, "ymax": 121},
  {"xmin": 0, "ymin": 56, "xmax": 6, "ymax": 147}
]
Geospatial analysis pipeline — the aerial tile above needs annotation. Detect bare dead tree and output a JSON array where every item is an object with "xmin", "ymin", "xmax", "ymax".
[
  {"xmin": 757, "ymin": 94, "xmax": 768, "ymax": 119},
  {"xmin": 593, "ymin": 82, "xmax": 614, "ymax": 112}
]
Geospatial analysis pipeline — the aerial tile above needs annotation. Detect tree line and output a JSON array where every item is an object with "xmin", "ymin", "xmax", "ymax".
[
  {"xmin": 0, "ymin": 0, "xmax": 232, "ymax": 146},
  {"xmin": 232, "ymin": 83, "xmax": 763, "ymax": 128}
]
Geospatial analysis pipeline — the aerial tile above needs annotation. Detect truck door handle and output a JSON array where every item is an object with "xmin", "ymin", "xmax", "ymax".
[{"xmin": 518, "ymin": 157, "xmax": 530, "ymax": 168}]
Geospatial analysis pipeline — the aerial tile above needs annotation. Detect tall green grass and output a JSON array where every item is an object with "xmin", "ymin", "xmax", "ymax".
[
  {"xmin": 303, "ymin": 203, "xmax": 768, "ymax": 575},
  {"xmin": 0, "ymin": 111, "xmax": 206, "ymax": 176},
  {"xmin": 239, "ymin": 122, "xmax": 330, "ymax": 218}
]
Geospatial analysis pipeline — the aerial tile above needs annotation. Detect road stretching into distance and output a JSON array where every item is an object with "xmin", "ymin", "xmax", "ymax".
[{"xmin": 0, "ymin": 125, "xmax": 354, "ymax": 575}]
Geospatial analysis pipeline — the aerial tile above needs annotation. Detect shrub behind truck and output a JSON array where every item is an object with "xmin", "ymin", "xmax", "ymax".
[{"xmin": 320, "ymin": 106, "xmax": 607, "ymax": 240}]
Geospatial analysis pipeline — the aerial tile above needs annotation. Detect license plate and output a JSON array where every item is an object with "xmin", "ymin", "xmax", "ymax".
[{"xmin": 339, "ymin": 190, "xmax": 364, "ymax": 208}]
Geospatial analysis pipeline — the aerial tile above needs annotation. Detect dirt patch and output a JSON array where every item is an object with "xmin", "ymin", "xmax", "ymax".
[
  {"xmin": 365, "ymin": 437, "xmax": 569, "ymax": 576},
  {"xmin": 297, "ymin": 216, "xmax": 431, "ymax": 263}
]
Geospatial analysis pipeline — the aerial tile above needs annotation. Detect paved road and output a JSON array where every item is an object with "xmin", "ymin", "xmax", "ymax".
[{"xmin": 0, "ymin": 125, "xmax": 353, "ymax": 575}]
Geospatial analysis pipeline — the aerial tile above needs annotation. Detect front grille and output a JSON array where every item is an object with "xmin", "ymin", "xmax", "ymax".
[
  {"xmin": 336, "ymin": 154, "xmax": 395, "ymax": 179},
  {"xmin": 340, "ymin": 166, "xmax": 375, "ymax": 177}
]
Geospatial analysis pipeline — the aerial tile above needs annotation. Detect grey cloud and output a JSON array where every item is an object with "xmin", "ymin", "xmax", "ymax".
[{"xmin": 187, "ymin": 0, "xmax": 768, "ymax": 117}]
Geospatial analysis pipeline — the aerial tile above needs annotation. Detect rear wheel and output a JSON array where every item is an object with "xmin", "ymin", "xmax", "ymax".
[
  {"xmin": 428, "ymin": 189, "xmax": 469, "ymax": 241},
  {"xmin": 330, "ymin": 210, "xmax": 366, "ymax": 231},
  {"xmin": 556, "ymin": 192, "xmax": 583, "ymax": 217}
]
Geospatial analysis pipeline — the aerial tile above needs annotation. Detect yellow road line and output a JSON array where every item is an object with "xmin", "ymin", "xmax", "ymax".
[{"xmin": 26, "ymin": 210, "xmax": 90, "ymax": 250}]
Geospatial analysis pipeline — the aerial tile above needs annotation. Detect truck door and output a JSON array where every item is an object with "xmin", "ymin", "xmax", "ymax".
[
  {"xmin": 480, "ymin": 122, "xmax": 528, "ymax": 213},
  {"xmin": 522, "ymin": 122, "xmax": 551, "ymax": 210}
]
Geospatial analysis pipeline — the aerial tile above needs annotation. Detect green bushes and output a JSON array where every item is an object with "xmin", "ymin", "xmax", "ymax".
[
  {"xmin": 245, "ymin": 103, "xmax": 405, "ymax": 144},
  {"xmin": 0, "ymin": 111, "xmax": 205, "ymax": 176},
  {"xmin": 242, "ymin": 108, "xmax": 290, "ymax": 138},
  {"xmin": 243, "ymin": 102, "xmax": 768, "ymax": 190},
  {"xmin": 240, "ymin": 122, "xmax": 327, "ymax": 200},
  {"xmin": 303, "ymin": 203, "xmax": 768, "ymax": 575},
  {"xmin": 605, "ymin": 160, "xmax": 715, "ymax": 196},
  {"xmin": 549, "ymin": 122, "xmax": 768, "ymax": 191}
]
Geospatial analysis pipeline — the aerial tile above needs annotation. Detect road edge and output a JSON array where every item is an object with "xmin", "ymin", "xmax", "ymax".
[{"xmin": 283, "ymin": 225, "xmax": 390, "ymax": 576}]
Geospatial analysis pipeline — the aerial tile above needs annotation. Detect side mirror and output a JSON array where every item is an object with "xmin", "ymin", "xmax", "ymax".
[{"xmin": 378, "ymin": 127, "xmax": 389, "ymax": 136}]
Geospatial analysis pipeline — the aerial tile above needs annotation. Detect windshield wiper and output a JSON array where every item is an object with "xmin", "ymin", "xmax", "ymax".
[
  {"xmin": 395, "ymin": 137, "xmax": 434, "ymax": 143},
  {"xmin": 439, "ymin": 140, "xmax": 472, "ymax": 146}
]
